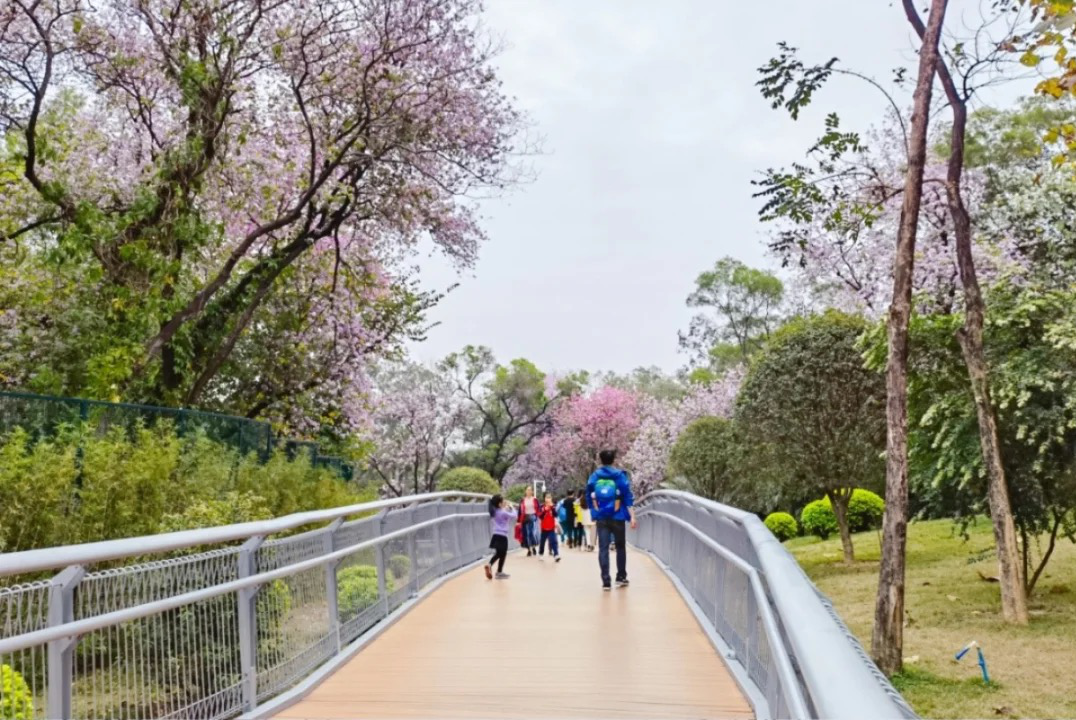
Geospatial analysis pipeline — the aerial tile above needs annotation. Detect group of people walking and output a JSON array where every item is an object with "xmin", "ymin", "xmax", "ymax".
[{"xmin": 484, "ymin": 449, "xmax": 636, "ymax": 590}]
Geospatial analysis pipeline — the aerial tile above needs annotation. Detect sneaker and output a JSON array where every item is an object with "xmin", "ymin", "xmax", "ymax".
[
  {"xmin": 616, "ymin": 578, "xmax": 630, "ymax": 588},
  {"xmin": 602, "ymin": 584, "xmax": 611, "ymax": 591},
  {"xmin": 555, "ymin": 556, "xmax": 561, "ymax": 563},
  {"xmin": 484, "ymin": 565, "xmax": 493, "ymax": 580},
  {"xmin": 495, "ymin": 572, "xmax": 511, "ymax": 580},
  {"xmin": 537, "ymin": 555, "xmax": 544, "ymax": 561}
]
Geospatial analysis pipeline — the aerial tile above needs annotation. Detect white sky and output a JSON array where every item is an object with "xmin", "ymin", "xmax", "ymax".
[{"xmin": 408, "ymin": 0, "xmax": 1023, "ymax": 376}]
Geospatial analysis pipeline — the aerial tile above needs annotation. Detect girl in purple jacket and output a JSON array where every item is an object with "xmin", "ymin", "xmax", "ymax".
[{"xmin": 485, "ymin": 495, "xmax": 515, "ymax": 580}]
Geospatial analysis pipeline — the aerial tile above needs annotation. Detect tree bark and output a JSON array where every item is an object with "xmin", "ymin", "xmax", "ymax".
[
  {"xmin": 871, "ymin": 0, "xmax": 949, "ymax": 677},
  {"xmin": 829, "ymin": 489, "xmax": 855, "ymax": 564},
  {"xmin": 902, "ymin": 0, "xmax": 1030, "ymax": 625}
]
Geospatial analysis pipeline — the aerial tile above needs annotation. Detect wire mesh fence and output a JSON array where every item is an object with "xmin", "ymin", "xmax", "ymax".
[
  {"xmin": 0, "ymin": 494, "xmax": 491, "ymax": 720},
  {"xmin": 0, "ymin": 390, "xmax": 353, "ymax": 479},
  {"xmin": 630, "ymin": 490, "xmax": 918, "ymax": 720}
]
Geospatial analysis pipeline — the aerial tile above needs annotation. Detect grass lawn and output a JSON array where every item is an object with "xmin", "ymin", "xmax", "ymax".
[{"xmin": 786, "ymin": 519, "xmax": 1076, "ymax": 719}]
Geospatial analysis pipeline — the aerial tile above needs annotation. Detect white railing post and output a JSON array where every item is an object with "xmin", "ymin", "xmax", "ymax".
[
  {"xmin": 374, "ymin": 508, "xmax": 390, "ymax": 615},
  {"xmin": 323, "ymin": 518, "xmax": 345, "ymax": 654},
  {"xmin": 47, "ymin": 564, "xmax": 84, "ymax": 720},
  {"xmin": 237, "ymin": 535, "xmax": 265, "ymax": 712}
]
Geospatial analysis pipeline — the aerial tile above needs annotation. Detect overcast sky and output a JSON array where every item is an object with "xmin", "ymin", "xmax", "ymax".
[{"xmin": 408, "ymin": 0, "xmax": 1017, "ymax": 376}]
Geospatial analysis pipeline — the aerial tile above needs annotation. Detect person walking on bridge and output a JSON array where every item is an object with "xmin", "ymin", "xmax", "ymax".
[
  {"xmin": 518, "ymin": 485, "xmax": 540, "ymax": 556},
  {"xmin": 586, "ymin": 449, "xmax": 636, "ymax": 591},
  {"xmin": 485, "ymin": 495, "xmax": 515, "ymax": 580}
]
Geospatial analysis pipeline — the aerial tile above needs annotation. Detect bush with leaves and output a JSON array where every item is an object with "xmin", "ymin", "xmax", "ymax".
[
  {"xmin": 337, "ymin": 565, "xmax": 395, "ymax": 618},
  {"xmin": 0, "ymin": 428, "xmax": 78, "ymax": 552},
  {"xmin": 764, "ymin": 512, "xmax": 799, "ymax": 541},
  {"xmin": 800, "ymin": 500, "xmax": 839, "ymax": 540},
  {"xmin": 0, "ymin": 664, "xmax": 34, "ymax": 720},
  {"xmin": 388, "ymin": 554, "xmax": 411, "ymax": 581},
  {"xmin": 799, "ymin": 490, "xmax": 885, "ymax": 541},
  {"xmin": 436, "ymin": 466, "xmax": 499, "ymax": 496},
  {"xmin": 666, "ymin": 417, "xmax": 738, "ymax": 502},
  {"xmin": 505, "ymin": 483, "xmax": 529, "ymax": 503}
]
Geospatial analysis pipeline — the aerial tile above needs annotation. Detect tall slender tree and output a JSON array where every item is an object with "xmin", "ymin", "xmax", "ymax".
[
  {"xmin": 871, "ymin": 0, "xmax": 949, "ymax": 674},
  {"xmin": 903, "ymin": 0, "xmax": 1029, "ymax": 624}
]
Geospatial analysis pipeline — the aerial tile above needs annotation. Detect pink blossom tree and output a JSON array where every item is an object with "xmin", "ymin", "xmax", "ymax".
[
  {"xmin": 363, "ymin": 361, "xmax": 466, "ymax": 496},
  {"xmin": 507, "ymin": 386, "xmax": 641, "ymax": 491},
  {"xmin": 0, "ymin": 0, "xmax": 523, "ymax": 436}
]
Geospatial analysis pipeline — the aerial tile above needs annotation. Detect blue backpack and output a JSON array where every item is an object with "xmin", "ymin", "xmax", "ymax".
[
  {"xmin": 557, "ymin": 504, "xmax": 567, "ymax": 523},
  {"xmin": 593, "ymin": 475, "xmax": 620, "ymax": 515}
]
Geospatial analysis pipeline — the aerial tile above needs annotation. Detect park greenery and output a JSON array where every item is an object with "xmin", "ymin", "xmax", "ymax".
[{"xmin": 2, "ymin": 1, "xmax": 1076, "ymax": 714}]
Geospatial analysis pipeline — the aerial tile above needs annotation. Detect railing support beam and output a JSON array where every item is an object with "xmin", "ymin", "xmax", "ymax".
[
  {"xmin": 47, "ymin": 564, "xmax": 84, "ymax": 720},
  {"xmin": 323, "ymin": 518, "xmax": 345, "ymax": 654},
  {"xmin": 238, "ymin": 534, "xmax": 266, "ymax": 713}
]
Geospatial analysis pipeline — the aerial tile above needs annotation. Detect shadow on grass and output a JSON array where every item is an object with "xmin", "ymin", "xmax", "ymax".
[{"xmin": 891, "ymin": 666, "xmax": 1003, "ymax": 715}]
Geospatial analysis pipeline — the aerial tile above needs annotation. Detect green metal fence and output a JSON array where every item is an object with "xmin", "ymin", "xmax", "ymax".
[{"xmin": 0, "ymin": 390, "xmax": 354, "ymax": 479}]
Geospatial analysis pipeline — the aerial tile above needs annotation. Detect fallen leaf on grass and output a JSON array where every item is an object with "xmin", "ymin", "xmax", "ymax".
[
  {"xmin": 978, "ymin": 570, "xmax": 1000, "ymax": 583},
  {"xmin": 947, "ymin": 594, "xmax": 960, "ymax": 601},
  {"xmin": 994, "ymin": 706, "xmax": 1016, "ymax": 716}
]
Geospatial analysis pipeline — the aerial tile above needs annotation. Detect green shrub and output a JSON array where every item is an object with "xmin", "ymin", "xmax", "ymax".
[
  {"xmin": 388, "ymin": 554, "xmax": 411, "ymax": 581},
  {"xmin": 800, "ymin": 489, "xmax": 886, "ymax": 539},
  {"xmin": 337, "ymin": 565, "xmax": 394, "ymax": 618},
  {"xmin": 0, "ymin": 428, "xmax": 78, "ymax": 551},
  {"xmin": 847, "ymin": 489, "xmax": 885, "ymax": 531},
  {"xmin": 505, "ymin": 483, "xmax": 529, "ymax": 503},
  {"xmin": 764, "ymin": 512, "xmax": 799, "ymax": 541},
  {"xmin": 0, "ymin": 664, "xmax": 34, "ymax": 720},
  {"xmin": 801, "ymin": 499, "xmax": 838, "ymax": 540},
  {"xmin": 161, "ymin": 491, "xmax": 273, "ymax": 537},
  {"xmin": 436, "ymin": 466, "xmax": 499, "ymax": 496}
]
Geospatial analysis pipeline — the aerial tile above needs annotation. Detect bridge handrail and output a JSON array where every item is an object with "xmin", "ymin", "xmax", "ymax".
[
  {"xmin": 0, "ymin": 492, "xmax": 495, "ymax": 719},
  {"xmin": 0, "ymin": 491, "xmax": 488, "ymax": 577},
  {"xmin": 634, "ymin": 490, "xmax": 917, "ymax": 720},
  {"xmin": 0, "ymin": 511, "xmax": 485, "ymax": 655}
]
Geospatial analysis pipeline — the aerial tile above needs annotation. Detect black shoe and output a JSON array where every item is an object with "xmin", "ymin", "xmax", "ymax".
[
  {"xmin": 602, "ymin": 584, "xmax": 611, "ymax": 591},
  {"xmin": 616, "ymin": 578, "xmax": 630, "ymax": 587}
]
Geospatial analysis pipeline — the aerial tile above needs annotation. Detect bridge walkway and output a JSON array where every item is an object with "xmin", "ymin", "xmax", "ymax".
[{"xmin": 273, "ymin": 547, "xmax": 753, "ymax": 719}]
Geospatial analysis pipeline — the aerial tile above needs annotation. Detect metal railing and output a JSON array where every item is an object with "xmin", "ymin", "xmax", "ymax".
[
  {"xmin": 630, "ymin": 490, "xmax": 918, "ymax": 720},
  {"xmin": 0, "ymin": 492, "xmax": 492, "ymax": 720}
]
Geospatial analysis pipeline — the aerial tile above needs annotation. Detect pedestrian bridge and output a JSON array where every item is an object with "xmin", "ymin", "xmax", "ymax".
[{"xmin": 0, "ymin": 492, "xmax": 916, "ymax": 720}]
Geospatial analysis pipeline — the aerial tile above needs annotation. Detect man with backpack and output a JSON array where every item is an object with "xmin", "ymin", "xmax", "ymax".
[{"xmin": 585, "ymin": 449, "xmax": 636, "ymax": 591}]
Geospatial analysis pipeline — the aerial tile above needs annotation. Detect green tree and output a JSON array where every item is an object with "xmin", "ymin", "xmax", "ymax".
[
  {"xmin": 666, "ymin": 417, "xmax": 738, "ymax": 502},
  {"xmin": 887, "ymin": 285, "xmax": 1076, "ymax": 597},
  {"xmin": 442, "ymin": 346, "xmax": 584, "ymax": 480},
  {"xmin": 436, "ymin": 466, "xmax": 499, "ymax": 495},
  {"xmin": 736, "ymin": 311, "xmax": 886, "ymax": 563},
  {"xmin": 678, "ymin": 258, "xmax": 784, "ymax": 370}
]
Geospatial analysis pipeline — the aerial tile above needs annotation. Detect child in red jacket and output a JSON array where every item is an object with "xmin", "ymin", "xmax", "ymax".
[{"xmin": 537, "ymin": 493, "xmax": 561, "ymax": 562}]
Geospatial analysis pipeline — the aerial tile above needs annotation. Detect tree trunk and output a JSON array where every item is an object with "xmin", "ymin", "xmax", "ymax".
[
  {"xmin": 871, "ymin": 0, "xmax": 949, "ymax": 677},
  {"xmin": 829, "ymin": 489, "xmax": 855, "ymax": 564},
  {"xmin": 902, "ymin": 0, "xmax": 1030, "ymax": 625}
]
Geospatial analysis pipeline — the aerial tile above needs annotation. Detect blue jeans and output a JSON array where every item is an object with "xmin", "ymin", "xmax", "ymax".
[
  {"xmin": 539, "ymin": 529, "xmax": 559, "ymax": 556},
  {"xmin": 597, "ymin": 519, "xmax": 627, "ymax": 585},
  {"xmin": 523, "ymin": 515, "xmax": 538, "ymax": 548}
]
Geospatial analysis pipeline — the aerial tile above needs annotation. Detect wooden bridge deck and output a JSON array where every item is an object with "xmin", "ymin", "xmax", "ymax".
[{"xmin": 273, "ymin": 547, "xmax": 754, "ymax": 719}]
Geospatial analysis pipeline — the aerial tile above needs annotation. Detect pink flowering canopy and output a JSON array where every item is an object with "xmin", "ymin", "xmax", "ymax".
[
  {"xmin": 506, "ymin": 372, "xmax": 743, "ymax": 496},
  {"xmin": 0, "ymin": 0, "xmax": 523, "ymax": 437}
]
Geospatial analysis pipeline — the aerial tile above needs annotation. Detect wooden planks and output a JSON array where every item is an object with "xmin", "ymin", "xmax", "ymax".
[{"xmin": 274, "ymin": 547, "xmax": 754, "ymax": 719}]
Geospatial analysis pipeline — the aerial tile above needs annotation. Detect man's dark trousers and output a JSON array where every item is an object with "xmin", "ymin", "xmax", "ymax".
[{"xmin": 597, "ymin": 519, "xmax": 627, "ymax": 585}]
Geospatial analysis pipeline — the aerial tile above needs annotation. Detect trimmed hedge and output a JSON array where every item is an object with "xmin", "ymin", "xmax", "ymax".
[
  {"xmin": 764, "ymin": 512, "xmax": 799, "ymax": 542},
  {"xmin": 800, "ymin": 489, "xmax": 885, "ymax": 539}
]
